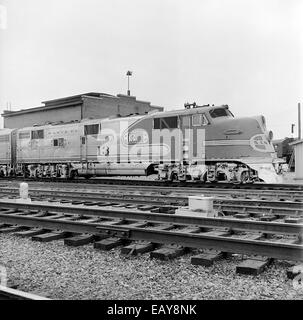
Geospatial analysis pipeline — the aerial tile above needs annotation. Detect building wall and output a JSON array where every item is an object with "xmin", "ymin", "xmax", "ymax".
[
  {"xmin": 82, "ymin": 95, "xmax": 159, "ymax": 119},
  {"xmin": 4, "ymin": 105, "xmax": 82, "ymax": 129},
  {"xmin": 294, "ymin": 142, "xmax": 303, "ymax": 179}
]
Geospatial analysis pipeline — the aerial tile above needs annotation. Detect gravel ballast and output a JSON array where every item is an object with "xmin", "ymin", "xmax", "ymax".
[{"xmin": 0, "ymin": 234, "xmax": 302, "ymax": 300}]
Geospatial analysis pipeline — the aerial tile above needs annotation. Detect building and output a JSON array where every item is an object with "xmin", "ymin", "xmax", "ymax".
[
  {"xmin": 289, "ymin": 139, "xmax": 303, "ymax": 180},
  {"xmin": 272, "ymin": 137, "xmax": 295, "ymax": 170},
  {"xmin": 2, "ymin": 92, "xmax": 163, "ymax": 129}
]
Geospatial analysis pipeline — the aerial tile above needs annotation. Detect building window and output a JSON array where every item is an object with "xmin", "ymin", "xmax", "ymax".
[
  {"xmin": 153, "ymin": 116, "xmax": 178, "ymax": 129},
  {"xmin": 84, "ymin": 124, "xmax": 100, "ymax": 135},
  {"xmin": 31, "ymin": 130, "xmax": 44, "ymax": 139}
]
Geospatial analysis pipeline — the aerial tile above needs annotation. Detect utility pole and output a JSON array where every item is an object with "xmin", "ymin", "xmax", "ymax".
[
  {"xmin": 299, "ymin": 102, "xmax": 302, "ymax": 140},
  {"xmin": 126, "ymin": 71, "xmax": 132, "ymax": 96},
  {"xmin": 291, "ymin": 124, "xmax": 295, "ymax": 138}
]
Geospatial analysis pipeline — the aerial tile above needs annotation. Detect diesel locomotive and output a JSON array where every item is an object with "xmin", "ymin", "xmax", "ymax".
[{"xmin": 0, "ymin": 103, "xmax": 282, "ymax": 183}]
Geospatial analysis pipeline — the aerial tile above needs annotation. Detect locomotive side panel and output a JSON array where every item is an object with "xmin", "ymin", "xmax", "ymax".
[
  {"xmin": 0, "ymin": 129, "xmax": 14, "ymax": 164},
  {"xmin": 1, "ymin": 103, "xmax": 281, "ymax": 183},
  {"xmin": 97, "ymin": 117, "xmax": 145, "ymax": 164},
  {"xmin": 0, "ymin": 129, "xmax": 16, "ymax": 177},
  {"xmin": 17, "ymin": 123, "xmax": 82, "ymax": 163},
  {"xmin": 124, "ymin": 117, "xmax": 162, "ymax": 163}
]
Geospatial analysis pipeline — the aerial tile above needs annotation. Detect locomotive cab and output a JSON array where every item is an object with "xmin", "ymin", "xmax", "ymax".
[{"xmin": 150, "ymin": 104, "xmax": 281, "ymax": 183}]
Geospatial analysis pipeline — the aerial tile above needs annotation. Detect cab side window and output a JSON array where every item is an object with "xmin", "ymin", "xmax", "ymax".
[
  {"xmin": 192, "ymin": 114, "xmax": 209, "ymax": 126},
  {"xmin": 209, "ymin": 108, "xmax": 231, "ymax": 118},
  {"xmin": 153, "ymin": 116, "xmax": 178, "ymax": 129},
  {"xmin": 31, "ymin": 130, "xmax": 44, "ymax": 139},
  {"xmin": 181, "ymin": 116, "xmax": 191, "ymax": 128},
  {"xmin": 84, "ymin": 124, "xmax": 100, "ymax": 135}
]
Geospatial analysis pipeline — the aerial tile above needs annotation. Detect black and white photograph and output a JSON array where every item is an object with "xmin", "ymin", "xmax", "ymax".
[{"xmin": 0, "ymin": 0, "xmax": 302, "ymax": 308}]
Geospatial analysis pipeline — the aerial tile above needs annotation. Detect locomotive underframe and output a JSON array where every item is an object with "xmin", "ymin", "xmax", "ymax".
[
  {"xmin": 0, "ymin": 159, "xmax": 259, "ymax": 183},
  {"xmin": 157, "ymin": 161, "xmax": 258, "ymax": 183}
]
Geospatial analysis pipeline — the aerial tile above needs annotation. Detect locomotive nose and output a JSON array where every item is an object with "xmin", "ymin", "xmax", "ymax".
[
  {"xmin": 252, "ymin": 115, "xmax": 267, "ymax": 131},
  {"xmin": 252, "ymin": 115, "xmax": 274, "ymax": 142},
  {"xmin": 214, "ymin": 116, "xmax": 268, "ymax": 140}
]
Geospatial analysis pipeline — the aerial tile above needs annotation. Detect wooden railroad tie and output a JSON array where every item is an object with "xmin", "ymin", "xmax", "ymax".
[
  {"xmin": 32, "ymin": 231, "xmax": 70, "ymax": 242},
  {"xmin": 150, "ymin": 245, "xmax": 188, "ymax": 261},
  {"xmin": 236, "ymin": 257, "xmax": 273, "ymax": 276}
]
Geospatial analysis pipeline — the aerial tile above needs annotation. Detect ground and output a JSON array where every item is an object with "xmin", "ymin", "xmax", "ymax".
[
  {"xmin": 0, "ymin": 234, "xmax": 302, "ymax": 300},
  {"xmin": 281, "ymin": 172, "xmax": 303, "ymax": 184}
]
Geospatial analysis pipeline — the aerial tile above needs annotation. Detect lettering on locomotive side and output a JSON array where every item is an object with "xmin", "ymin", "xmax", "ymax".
[{"xmin": 98, "ymin": 118, "xmax": 206, "ymax": 163}]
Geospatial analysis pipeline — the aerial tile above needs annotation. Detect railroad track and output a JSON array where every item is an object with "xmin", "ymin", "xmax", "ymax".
[
  {"xmin": 1, "ymin": 180, "xmax": 303, "ymax": 201},
  {"xmin": 0, "ymin": 285, "xmax": 50, "ymax": 300},
  {"xmin": 0, "ymin": 187, "xmax": 302, "ymax": 218},
  {"xmin": 0, "ymin": 199, "xmax": 302, "ymax": 265},
  {"xmin": 1, "ymin": 177, "xmax": 303, "ymax": 191}
]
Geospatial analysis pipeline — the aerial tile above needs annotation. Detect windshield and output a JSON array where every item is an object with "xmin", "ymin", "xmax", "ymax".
[{"xmin": 209, "ymin": 108, "xmax": 233, "ymax": 118}]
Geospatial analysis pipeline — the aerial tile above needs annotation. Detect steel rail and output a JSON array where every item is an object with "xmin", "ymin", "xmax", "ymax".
[
  {"xmin": 0, "ymin": 201, "xmax": 302, "ymax": 235},
  {"xmin": 0, "ymin": 285, "xmax": 50, "ymax": 300},
  {"xmin": 0, "ymin": 213, "xmax": 301, "ymax": 262},
  {"xmin": 1, "ymin": 177, "xmax": 303, "ymax": 191},
  {"xmin": 104, "ymin": 227, "xmax": 303, "ymax": 262},
  {"xmin": 1, "ymin": 182, "xmax": 303, "ymax": 201},
  {"xmin": 0, "ymin": 188, "xmax": 303, "ymax": 212}
]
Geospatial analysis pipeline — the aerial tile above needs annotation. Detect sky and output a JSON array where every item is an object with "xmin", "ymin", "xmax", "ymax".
[{"xmin": 0, "ymin": 0, "xmax": 302, "ymax": 138}]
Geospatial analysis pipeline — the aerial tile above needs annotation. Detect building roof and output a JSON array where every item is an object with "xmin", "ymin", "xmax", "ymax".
[
  {"xmin": 289, "ymin": 139, "xmax": 303, "ymax": 146},
  {"xmin": 42, "ymin": 92, "xmax": 115, "ymax": 107},
  {"xmin": 2, "ymin": 92, "xmax": 161, "ymax": 118}
]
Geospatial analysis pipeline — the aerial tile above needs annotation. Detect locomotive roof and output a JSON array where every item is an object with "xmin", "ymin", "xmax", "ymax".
[
  {"xmin": 147, "ymin": 104, "xmax": 230, "ymax": 118},
  {"xmin": 14, "ymin": 104, "xmax": 231, "ymax": 130}
]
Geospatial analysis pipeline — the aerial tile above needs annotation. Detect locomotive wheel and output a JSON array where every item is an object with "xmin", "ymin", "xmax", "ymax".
[
  {"xmin": 68, "ymin": 170, "xmax": 77, "ymax": 180},
  {"xmin": 200, "ymin": 173, "xmax": 207, "ymax": 183},
  {"xmin": 170, "ymin": 173, "xmax": 178, "ymax": 182}
]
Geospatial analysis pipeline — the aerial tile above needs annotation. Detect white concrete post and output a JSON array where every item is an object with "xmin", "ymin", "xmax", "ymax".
[{"xmin": 19, "ymin": 183, "xmax": 29, "ymax": 199}]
